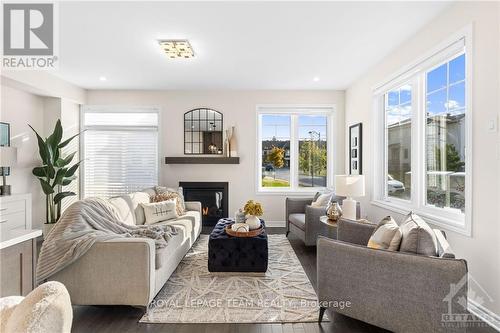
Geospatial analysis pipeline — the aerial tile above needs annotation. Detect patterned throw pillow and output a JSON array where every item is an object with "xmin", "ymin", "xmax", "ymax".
[
  {"xmin": 151, "ymin": 193, "xmax": 185, "ymax": 216},
  {"xmin": 155, "ymin": 186, "xmax": 186, "ymax": 214},
  {"xmin": 367, "ymin": 216, "xmax": 402, "ymax": 251},
  {"xmin": 399, "ymin": 212, "xmax": 438, "ymax": 256},
  {"xmin": 140, "ymin": 200, "xmax": 178, "ymax": 225}
]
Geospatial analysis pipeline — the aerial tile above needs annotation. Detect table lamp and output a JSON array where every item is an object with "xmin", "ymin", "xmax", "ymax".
[
  {"xmin": 335, "ymin": 175, "xmax": 365, "ymax": 220},
  {"xmin": 0, "ymin": 146, "xmax": 17, "ymax": 196}
]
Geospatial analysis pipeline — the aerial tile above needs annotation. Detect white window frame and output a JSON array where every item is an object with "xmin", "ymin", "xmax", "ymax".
[
  {"xmin": 80, "ymin": 105, "xmax": 162, "ymax": 198},
  {"xmin": 372, "ymin": 26, "xmax": 473, "ymax": 236},
  {"xmin": 256, "ymin": 105, "xmax": 336, "ymax": 195}
]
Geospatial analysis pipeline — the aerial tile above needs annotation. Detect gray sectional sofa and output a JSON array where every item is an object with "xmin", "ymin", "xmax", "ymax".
[{"xmin": 50, "ymin": 187, "xmax": 202, "ymax": 307}]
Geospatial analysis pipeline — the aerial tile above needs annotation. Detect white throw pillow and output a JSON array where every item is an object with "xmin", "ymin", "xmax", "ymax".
[
  {"xmin": 141, "ymin": 200, "xmax": 178, "ymax": 224},
  {"xmin": 311, "ymin": 192, "xmax": 332, "ymax": 207},
  {"xmin": 367, "ymin": 216, "xmax": 402, "ymax": 251}
]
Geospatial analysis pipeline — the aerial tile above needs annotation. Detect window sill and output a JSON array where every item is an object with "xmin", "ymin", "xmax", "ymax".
[
  {"xmin": 256, "ymin": 188, "xmax": 325, "ymax": 196},
  {"xmin": 371, "ymin": 199, "xmax": 471, "ymax": 237}
]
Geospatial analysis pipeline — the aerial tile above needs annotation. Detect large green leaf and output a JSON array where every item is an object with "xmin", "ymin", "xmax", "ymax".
[
  {"xmin": 65, "ymin": 161, "xmax": 82, "ymax": 178},
  {"xmin": 55, "ymin": 152, "xmax": 76, "ymax": 168},
  {"xmin": 54, "ymin": 191, "xmax": 76, "ymax": 204},
  {"xmin": 53, "ymin": 168, "xmax": 68, "ymax": 186},
  {"xmin": 38, "ymin": 178, "xmax": 54, "ymax": 194},
  {"xmin": 32, "ymin": 166, "xmax": 48, "ymax": 178},
  {"xmin": 47, "ymin": 120, "xmax": 63, "ymax": 150},
  {"xmin": 28, "ymin": 125, "xmax": 49, "ymax": 164},
  {"xmin": 58, "ymin": 130, "xmax": 84, "ymax": 149},
  {"xmin": 47, "ymin": 164, "xmax": 55, "ymax": 179},
  {"xmin": 61, "ymin": 177, "xmax": 75, "ymax": 186}
]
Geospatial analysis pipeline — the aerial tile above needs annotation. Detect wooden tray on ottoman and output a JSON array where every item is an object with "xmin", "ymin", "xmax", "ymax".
[{"xmin": 225, "ymin": 225, "xmax": 264, "ymax": 238}]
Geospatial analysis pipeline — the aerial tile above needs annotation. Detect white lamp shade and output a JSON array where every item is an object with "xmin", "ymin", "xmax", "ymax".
[
  {"xmin": 335, "ymin": 175, "xmax": 365, "ymax": 198},
  {"xmin": 0, "ymin": 146, "xmax": 18, "ymax": 167}
]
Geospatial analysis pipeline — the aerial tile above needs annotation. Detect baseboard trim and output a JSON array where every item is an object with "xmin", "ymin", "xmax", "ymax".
[
  {"xmin": 265, "ymin": 220, "xmax": 286, "ymax": 227},
  {"xmin": 468, "ymin": 299, "xmax": 500, "ymax": 332}
]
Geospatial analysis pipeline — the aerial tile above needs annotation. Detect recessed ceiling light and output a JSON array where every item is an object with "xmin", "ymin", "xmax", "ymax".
[
  {"xmin": 313, "ymin": 76, "xmax": 320, "ymax": 82},
  {"xmin": 99, "ymin": 76, "xmax": 107, "ymax": 81},
  {"xmin": 158, "ymin": 40, "xmax": 195, "ymax": 59}
]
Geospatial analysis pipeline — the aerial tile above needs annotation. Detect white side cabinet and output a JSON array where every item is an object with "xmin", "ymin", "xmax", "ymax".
[{"xmin": 0, "ymin": 194, "xmax": 32, "ymax": 233}]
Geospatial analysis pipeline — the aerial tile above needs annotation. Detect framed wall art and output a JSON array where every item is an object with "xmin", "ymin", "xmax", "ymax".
[{"xmin": 349, "ymin": 122, "xmax": 362, "ymax": 175}]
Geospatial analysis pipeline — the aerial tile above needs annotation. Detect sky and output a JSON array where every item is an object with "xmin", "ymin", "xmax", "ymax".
[
  {"xmin": 261, "ymin": 115, "xmax": 327, "ymax": 141},
  {"xmin": 386, "ymin": 53, "xmax": 465, "ymax": 126}
]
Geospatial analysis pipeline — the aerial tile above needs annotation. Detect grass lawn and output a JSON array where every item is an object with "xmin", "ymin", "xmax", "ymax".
[{"xmin": 262, "ymin": 177, "xmax": 290, "ymax": 187}]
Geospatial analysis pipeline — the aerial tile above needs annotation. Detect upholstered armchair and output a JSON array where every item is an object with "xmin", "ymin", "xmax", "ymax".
[
  {"xmin": 317, "ymin": 219, "xmax": 468, "ymax": 333},
  {"xmin": 285, "ymin": 195, "xmax": 359, "ymax": 246}
]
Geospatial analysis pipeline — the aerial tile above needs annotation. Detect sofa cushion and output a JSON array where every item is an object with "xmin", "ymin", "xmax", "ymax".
[
  {"xmin": 399, "ymin": 212, "xmax": 438, "ymax": 256},
  {"xmin": 289, "ymin": 213, "xmax": 306, "ymax": 231},
  {"xmin": 128, "ymin": 191, "xmax": 151, "ymax": 225},
  {"xmin": 174, "ymin": 211, "xmax": 201, "ymax": 240},
  {"xmin": 367, "ymin": 216, "xmax": 402, "ymax": 251},
  {"xmin": 108, "ymin": 196, "xmax": 135, "ymax": 225},
  {"xmin": 141, "ymin": 200, "xmax": 178, "ymax": 225}
]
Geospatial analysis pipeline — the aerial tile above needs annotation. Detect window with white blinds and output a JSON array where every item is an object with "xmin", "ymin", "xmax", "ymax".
[{"xmin": 82, "ymin": 107, "xmax": 159, "ymax": 198}]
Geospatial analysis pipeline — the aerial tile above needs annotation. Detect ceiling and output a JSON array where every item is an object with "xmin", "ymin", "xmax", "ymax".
[{"xmin": 55, "ymin": 1, "xmax": 451, "ymax": 90}]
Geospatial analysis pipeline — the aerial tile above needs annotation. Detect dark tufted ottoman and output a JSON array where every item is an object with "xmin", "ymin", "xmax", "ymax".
[{"xmin": 208, "ymin": 218, "xmax": 268, "ymax": 272}]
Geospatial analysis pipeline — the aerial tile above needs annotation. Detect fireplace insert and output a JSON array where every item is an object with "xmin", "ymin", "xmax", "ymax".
[{"xmin": 179, "ymin": 182, "xmax": 228, "ymax": 226}]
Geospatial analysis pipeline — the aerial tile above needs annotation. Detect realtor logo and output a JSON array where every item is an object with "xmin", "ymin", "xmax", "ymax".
[{"xmin": 2, "ymin": 2, "xmax": 58, "ymax": 69}]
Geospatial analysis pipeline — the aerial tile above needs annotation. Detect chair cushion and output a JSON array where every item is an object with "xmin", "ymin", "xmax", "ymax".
[
  {"xmin": 399, "ymin": 212, "xmax": 438, "ymax": 256},
  {"xmin": 367, "ymin": 216, "xmax": 402, "ymax": 251},
  {"xmin": 5, "ymin": 281, "xmax": 72, "ymax": 333},
  {"xmin": 0, "ymin": 296, "xmax": 24, "ymax": 333},
  {"xmin": 289, "ymin": 213, "xmax": 306, "ymax": 231},
  {"xmin": 108, "ymin": 196, "xmax": 135, "ymax": 225}
]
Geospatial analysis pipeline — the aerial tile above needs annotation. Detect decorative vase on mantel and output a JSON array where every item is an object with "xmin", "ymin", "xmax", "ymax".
[
  {"xmin": 229, "ymin": 125, "xmax": 238, "ymax": 157},
  {"xmin": 225, "ymin": 128, "xmax": 232, "ymax": 157}
]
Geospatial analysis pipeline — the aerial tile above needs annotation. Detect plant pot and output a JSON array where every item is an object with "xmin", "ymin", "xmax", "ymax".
[
  {"xmin": 43, "ymin": 223, "xmax": 55, "ymax": 238},
  {"xmin": 245, "ymin": 215, "xmax": 261, "ymax": 230}
]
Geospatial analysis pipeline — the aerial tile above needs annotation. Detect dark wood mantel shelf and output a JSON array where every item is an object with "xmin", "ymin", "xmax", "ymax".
[{"xmin": 165, "ymin": 157, "xmax": 240, "ymax": 164}]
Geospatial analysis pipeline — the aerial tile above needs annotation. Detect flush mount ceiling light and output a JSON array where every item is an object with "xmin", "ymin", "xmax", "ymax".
[{"xmin": 158, "ymin": 40, "xmax": 195, "ymax": 59}]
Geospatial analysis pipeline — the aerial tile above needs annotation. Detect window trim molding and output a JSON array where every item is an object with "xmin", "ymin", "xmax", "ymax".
[
  {"xmin": 255, "ymin": 104, "xmax": 336, "ymax": 195},
  {"xmin": 371, "ymin": 26, "xmax": 473, "ymax": 237},
  {"xmin": 80, "ymin": 105, "xmax": 162, "ymax": 198}
]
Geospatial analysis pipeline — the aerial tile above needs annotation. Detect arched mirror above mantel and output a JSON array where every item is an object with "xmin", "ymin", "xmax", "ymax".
[{"xmin": 184, "ymin": 108, "xmax": 223, "ymax": 155}]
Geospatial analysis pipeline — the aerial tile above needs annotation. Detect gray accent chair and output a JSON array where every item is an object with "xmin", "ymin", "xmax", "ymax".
[
  {"xmin": 285, "ymin": 195, "xmax": 359, "ymax": 246},
  {"xmin": 317, "ymin": 219, "xmax": 468, "ymax": 333}
]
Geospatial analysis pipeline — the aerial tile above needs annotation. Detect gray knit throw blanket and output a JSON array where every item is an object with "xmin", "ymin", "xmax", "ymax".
[{"xmin": 36, "ymin": 197, "xmax": 177, "ymax": 284}]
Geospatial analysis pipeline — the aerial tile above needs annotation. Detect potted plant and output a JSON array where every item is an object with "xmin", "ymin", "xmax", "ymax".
[
  {"xmin": 29, "ymin": 120, "xmax": 82, "ymax": 236},
  {"xmin": 243, "ymin": 200, "xmax": 263, "ymax": 230}
]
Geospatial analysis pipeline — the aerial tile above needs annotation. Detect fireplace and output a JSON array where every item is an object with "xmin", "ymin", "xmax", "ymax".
[{"xmin": 179, "ymin": 182, "xmax": 228, "ymax": 226}]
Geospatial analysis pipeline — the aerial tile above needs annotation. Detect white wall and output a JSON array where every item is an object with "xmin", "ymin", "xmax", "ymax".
[
  {"xmin": 345, "ymin": 2, "xmax": 500, "ymax": 318},
  {"xmin": 86, "ymin": 90, "xmax": 345, "ymax": 224},
  {"xmin": 1, "ymin": 73, "xmax": 85, "ymax": 228},
  {"xmin": 1, "ymin": 85, "xmax": 46, "ymax": 226}
]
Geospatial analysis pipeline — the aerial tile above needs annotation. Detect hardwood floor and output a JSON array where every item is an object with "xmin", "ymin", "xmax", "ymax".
[{"xmin": 70, "ymin": 227, "xmax": 496, "ymax": 333}]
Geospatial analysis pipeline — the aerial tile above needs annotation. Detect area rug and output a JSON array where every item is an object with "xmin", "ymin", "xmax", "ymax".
[{"xmin": 140, "ymin": 235, "xmax": 324, "ymax": 323}]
